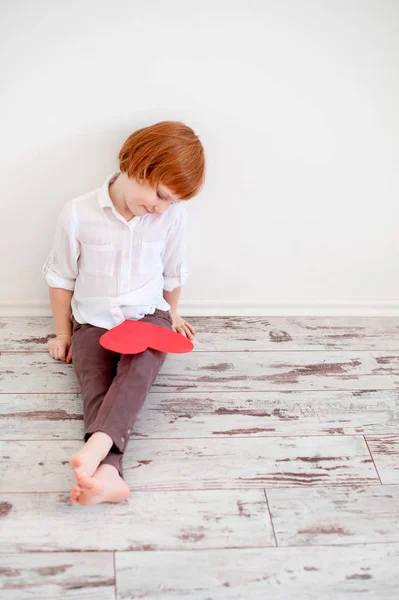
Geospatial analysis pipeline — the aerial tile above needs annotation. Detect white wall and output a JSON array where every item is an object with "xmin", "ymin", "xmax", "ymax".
[{"xmin": 1, "ymin": 0, "xmax": 398, "ymax": 316}]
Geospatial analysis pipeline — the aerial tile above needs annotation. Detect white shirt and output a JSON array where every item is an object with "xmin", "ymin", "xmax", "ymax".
[{"xmin": 43, "ymin": 173, "xmax": 188, "ymax": 329}]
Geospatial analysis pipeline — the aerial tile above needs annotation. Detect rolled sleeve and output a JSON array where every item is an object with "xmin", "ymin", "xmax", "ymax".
[
  {"xmin": 163, "ymin": 262, "xmax": 189, "ymax": 292},
  {"xmin": 42, "ymin": 200, "xmax": 80, "ymax": 290},
  {"xmin": 162, "ymin": 204, "xmax": 188, "ymax": 292}
]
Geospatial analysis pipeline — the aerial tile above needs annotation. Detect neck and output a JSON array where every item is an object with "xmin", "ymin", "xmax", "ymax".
[{"xmin": 109, "ymin": 174, "xmax": 135, "ymax": 221}]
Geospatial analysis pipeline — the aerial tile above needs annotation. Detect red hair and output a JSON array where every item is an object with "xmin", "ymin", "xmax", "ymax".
[{"xmin": 118, "ymin": 121, "xmax": 205, "ymax": 200}]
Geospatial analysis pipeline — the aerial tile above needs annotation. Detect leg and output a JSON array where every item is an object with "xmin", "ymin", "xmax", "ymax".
[
  {"xmin": 92, "ymin": 309, "xmax": 173, "ymax": 473},
  {"xmin": 69, "ymin": 318, "xmax": 120, "ymax": 479},
  {"xmin": 71, "ymin": 309, "xmax": 173, "ymax": 505}
]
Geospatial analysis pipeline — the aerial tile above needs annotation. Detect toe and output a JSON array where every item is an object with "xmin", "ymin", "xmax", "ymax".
[
  {"xmin": 70, "ymin": 484, "xmax": 82, "ymax": 499},
  {"xmin": 69, "ymin": 454, "xmax": 81, "ymax": 469}
]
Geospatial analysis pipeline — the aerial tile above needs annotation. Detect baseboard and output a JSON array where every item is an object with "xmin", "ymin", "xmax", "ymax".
[
  {"xmin": 1, "ymin": 299, "xmax": 399, "ymax": 317},
  {"xmin": 179, "ymin": 299, "xmax": 399, "ymax": 317}
]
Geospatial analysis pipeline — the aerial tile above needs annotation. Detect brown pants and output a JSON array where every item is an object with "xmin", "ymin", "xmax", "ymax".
[{"xmin": 72, "ymin": 309, "xmax": 173, "ymax": 478}]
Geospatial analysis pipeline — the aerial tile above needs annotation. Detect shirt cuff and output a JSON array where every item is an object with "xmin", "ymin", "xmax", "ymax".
[
  {"xmin": 163, "ymin": 263, "xmax": 188, "ymax": 292},
  {"xmin": 42, "ymin": 259, "xmax": 75, "ymax": 291}
]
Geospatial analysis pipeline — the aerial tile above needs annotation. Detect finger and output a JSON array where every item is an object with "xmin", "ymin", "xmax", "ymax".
[
  {"xmin": 184, "ymin": 322, "xmax": 196, "ymax": 335},
  {"xmin": 57, "ymin": 346, "xmax": 66, "ymax": 361},
  {"xmin": 182, "ymin": 325, "xmax": 194, "ymax": 341},
  {"xmin": 176, "ymin": 326, "xmax": 188, "ymax": 337},
  {"xmin": 66, "ymin": 345, "xmax": 73, "ymax": 364}
]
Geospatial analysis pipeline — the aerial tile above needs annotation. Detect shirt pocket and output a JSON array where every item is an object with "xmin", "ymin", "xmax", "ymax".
[
  {"xmin": 138, "ymin": 241, "xmax": 164, "ymax": 276},
  {"xmin": 80, "ymin": 242, "xmax": 115, "ymax": 278}
]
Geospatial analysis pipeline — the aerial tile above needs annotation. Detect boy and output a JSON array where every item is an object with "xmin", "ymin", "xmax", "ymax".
[{"xmin": 43, "ymin": 121, "xmax": 205, "ymax": 505}]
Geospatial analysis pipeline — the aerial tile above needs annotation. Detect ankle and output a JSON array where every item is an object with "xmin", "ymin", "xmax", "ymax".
[{"xmin": 84, "ymin": 432, "xmax": 113, "ymax": 457}]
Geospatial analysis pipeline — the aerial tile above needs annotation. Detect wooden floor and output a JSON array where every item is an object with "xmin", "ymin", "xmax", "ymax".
[{"xmin": 1, "ymin": 316, "xmax": 399, "ymax": 599}]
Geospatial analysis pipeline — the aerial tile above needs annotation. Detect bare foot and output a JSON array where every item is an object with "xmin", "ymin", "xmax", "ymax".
[
  {"xmin": 69, "ymin": 432, "xmax": 113, "ymax": 481},
  {"xmin": 69, "ymin": 464, "xmax": 130, "ymax": 505}
]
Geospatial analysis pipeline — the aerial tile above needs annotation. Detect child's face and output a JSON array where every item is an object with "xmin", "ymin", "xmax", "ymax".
[{"xmin": 119, "ymin": 172, "xmax": 180, "ymax": 217}]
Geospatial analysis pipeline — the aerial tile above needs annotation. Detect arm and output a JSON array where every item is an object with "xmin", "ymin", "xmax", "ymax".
[
  {"xmin": 43, "ymin": 200, "xmax": 79, "ymax": 362},
  {"xmin": 47, "ymin": 287, "xmax": 73, "ymax": 363},
  {"xmin": 49, "ymin": 287, "xmax": 73, "ymax": 336},
  {"xmin": 163, "ymin": 286, "xmax": 181, "ymax": 313},
  {"xmin": 162, "ymin": 206, "xmax": 195, "ymax": 340},
  {"xmin": 163, "ymin": 287, "xmax": 195, "ymax": 340}
]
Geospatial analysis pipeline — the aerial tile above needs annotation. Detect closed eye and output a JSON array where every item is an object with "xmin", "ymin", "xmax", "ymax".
[{"xmin": 157, "ymin": 191, "xmax": 172, "ymax": 201}]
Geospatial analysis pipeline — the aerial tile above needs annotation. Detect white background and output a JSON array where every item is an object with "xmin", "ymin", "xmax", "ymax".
[{"xmin": 1, "ymin": 0, "xmax": 398, "ymax": 315}]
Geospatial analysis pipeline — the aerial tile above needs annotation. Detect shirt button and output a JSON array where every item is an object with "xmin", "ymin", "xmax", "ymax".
[
  {"xmin": 121, "ymin": 436, "xmax": 125, "ymax": 443},
  {"xmin": 124, "ymin": 253, "xmax": 129, "ymax": 259},
  {"xmin": 127, "ymin": 428, "xmax": 131, "ymax": 434}
]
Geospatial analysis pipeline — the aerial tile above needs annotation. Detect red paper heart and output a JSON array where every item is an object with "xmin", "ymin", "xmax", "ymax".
[{"xmin": 99, "ymin": 320, "xmax": 194, "ymax": 354}]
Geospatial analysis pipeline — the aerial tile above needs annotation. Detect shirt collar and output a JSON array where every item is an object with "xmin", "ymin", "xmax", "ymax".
[{"xmin": 98, "ymin": 172, "xmax": 120, "ymax": 209}]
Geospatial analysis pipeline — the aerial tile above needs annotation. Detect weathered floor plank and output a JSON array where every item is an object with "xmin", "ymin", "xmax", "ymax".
[
  {"xmin": 0, "ymin": 394, "xmax": 83, "ymax": 439},
  {"xmin": 0, "ymin": 437, "xmax": 379, "ymax": 492},
  {"xmin": 1, "ymin": 390, "xmax": 398, "ymax": 440},
  {"xmin": 325, "ymin": 317, "xmax": 399, "ymax": 351},
  {"xmin": 267, "ymin": 484, "xmax": 399, "ymax": 546},
  {"xmin": 0, "ymin": 489, "xmax": 272, "ymax": 552},
  {"xmin": 370, "ymin": 352, "xmax": 399, "ymax": 381},
  {"xmin": 366, "ymin": 435, "xmax": 399, "ymax": 484},
  {"xmin": 115, "ymin": 544, "xmax": 399, "ymax": 599},
  {"xmin": 120, "ymin": 436, "xmax": 379, "ymax": 491},
  {"xmin": 0, "ymin": 317, "xmax": 54, "ymax": 353},
  {"xmin": 0, "ymin": 351, "xmax": 396, "ymax": 393},
  {"xmin": 2, "ymin": 316, "xmax": 399, "ymax": 352},
  {"xmin": 0, "ymin": 552, "xmax": 114, "ymax": 600}
]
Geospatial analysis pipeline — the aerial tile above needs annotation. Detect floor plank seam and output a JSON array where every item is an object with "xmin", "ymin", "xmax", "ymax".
[
  {"xmin": 2, "ymin": 541, "xmax": 399, "ymax": 555},
  {"xmin": 113, "ymin": 551, "xmax": 117, "ymax": 600},
  {"xmin": 263, "ymin": 489, "xmax": 278, "ymax": 547},
  {"xmin": 363, "ymin": 434, "xmax": 384, "ymax": 484},
  {"xmin": 1, "ymin": 481, "xmax": 398, "ymax": 497},
  {"xmin": 0, "ymin": 482, "xmax": 387, "ymax": 494},
  {"xmin": 1, "ymin": 388, "xmax": 396, "ymax": 395},
  {"xmin": 4, "ymin": 348, "xmax": 396, "ymax": 354},
  {"xmin": 0, "ymin": 434, "xmax": 383, "ymax": 441}
]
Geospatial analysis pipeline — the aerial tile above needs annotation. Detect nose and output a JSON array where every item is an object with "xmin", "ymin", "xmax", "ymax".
[{"xmin": 146, "ymin": 201, "xmax": 162, "ymax": 214}]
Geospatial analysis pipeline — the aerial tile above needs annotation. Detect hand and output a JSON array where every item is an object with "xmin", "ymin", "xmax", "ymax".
[
  {"xmin": 170, "ymin": 312, "xmax": 195, "ymax": 341},
  {"xmin": 48, "ymin": 333, "xmax": 73, "ymax": 363}
]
